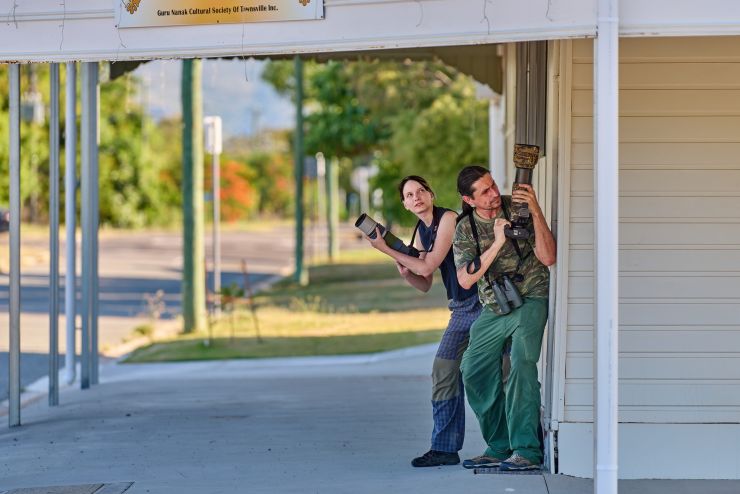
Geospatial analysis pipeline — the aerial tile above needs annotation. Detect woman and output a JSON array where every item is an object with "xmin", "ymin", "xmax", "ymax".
[{"xmin": 364, "ymin": 175, "xmax": 481, "ymax": 468}]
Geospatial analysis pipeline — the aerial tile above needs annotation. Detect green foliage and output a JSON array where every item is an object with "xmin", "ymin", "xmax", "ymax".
[
  {"xmin": 98, "ymin": 74, "xmax": 182, "ymax": 227},
  {"xmin": 0, "ymin": 65, "xmax": 182, "ymax": 227},
  {"xmin": 262, "ymin": 58, "xmax": 490, "ymax": 227},
  {"xmin": 380, "ymin": 93, "xmax": 489, "ymax": 225},
  {"xmin": 304, "ymin": 62, "xmax": 385, "ymax": 158}
]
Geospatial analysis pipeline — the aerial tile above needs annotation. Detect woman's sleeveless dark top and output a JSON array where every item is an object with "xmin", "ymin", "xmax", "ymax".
[{"xmin": 418, "ymin": 206, "xmax": 478, "ymax": 302}]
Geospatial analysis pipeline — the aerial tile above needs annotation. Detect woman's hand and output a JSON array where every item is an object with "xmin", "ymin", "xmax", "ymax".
[
  {"xmin": 364, "ymin": 226, "xmax": 389, "ymax": 253},
  {"xmin": 395, "ymin": 261, "xmax": 411, "ymax": 278}
]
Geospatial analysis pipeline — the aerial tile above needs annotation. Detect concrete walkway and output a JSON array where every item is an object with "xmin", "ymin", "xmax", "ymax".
[{"xmin": 1, "ymin": 346, "xmax": 739, "ymax": 494}]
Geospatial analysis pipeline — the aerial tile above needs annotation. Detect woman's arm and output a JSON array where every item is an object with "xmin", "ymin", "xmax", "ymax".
[{"xmin": 365, "ymin": 210, "xmax": 457, "ymax": 277}]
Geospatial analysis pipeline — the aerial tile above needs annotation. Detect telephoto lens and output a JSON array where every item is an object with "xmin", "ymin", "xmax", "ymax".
[
  {"xmin": 355, "ymin": 213, "xmax": 385, "ymax": 239},
  {"xmin": 506, "ymin": 143, "xmax": 541, "ymax": 240},
  {"xmin": 355, "ymin": 213, "xmax": 420, "ymax": 258}
]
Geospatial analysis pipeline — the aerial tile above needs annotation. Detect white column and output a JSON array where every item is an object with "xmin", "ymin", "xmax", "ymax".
[
  {"xmin": 489, "ymin": 94, "xmax": 506, "ymax": 188},
  {"xmin": 594, "ymin": 0, "xmax": 619, "ymax": 493}
]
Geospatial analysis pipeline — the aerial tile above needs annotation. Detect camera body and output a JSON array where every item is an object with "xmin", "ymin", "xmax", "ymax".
[
  {"xmin": 355, "ymin": 213, "xmax": 421, "ymax": 258},
  {"xmin": 488, "ymin": 274, "xmax": 524, "ymax": 315}
]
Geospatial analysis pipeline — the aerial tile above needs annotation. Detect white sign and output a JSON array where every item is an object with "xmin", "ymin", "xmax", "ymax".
[
  {"xmin": 116, "ymin": 0, "xmax": 325, "ymax": 28},
  {"xmin": 204, "ymin": 116, "xmax": 223, "ymax": 155}
]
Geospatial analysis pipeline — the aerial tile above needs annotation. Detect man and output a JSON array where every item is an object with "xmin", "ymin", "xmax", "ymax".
[
  {"xmin": 364, "ymin": 176, "xmax": 481, "ymax": 468},
  {"xmin": 452, "ymin": 165, "xmax": 556, "ymax": 471}
]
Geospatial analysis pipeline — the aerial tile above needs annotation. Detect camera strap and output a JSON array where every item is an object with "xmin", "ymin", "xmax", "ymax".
[
  {"xmin": 409, "ymin": 207, "xmax": 442, "ymax": 254},
  {"xmin": 467, "ymin": 212, "xmax": 498, "ymax": 293},
  {"xmin": 467, "ymin": 201, "xmax": 531, "ymax": 287},
  {"xmin": 500, "ymin": 200, "xmax": 529, "ymax": 276}
]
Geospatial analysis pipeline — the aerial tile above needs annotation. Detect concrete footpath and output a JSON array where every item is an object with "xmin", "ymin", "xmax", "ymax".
[{"xmin": 1, "ymin": 346, "xmax": 739, "ymax": 494}]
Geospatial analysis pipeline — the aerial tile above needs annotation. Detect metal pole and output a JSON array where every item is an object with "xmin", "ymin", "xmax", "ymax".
[
  {"xmin": 594, "ymin": 0, "xmax": 619, "ymax": 492},
  {"xmin": 326, "ymin": 157, "xmax": 339, "ymax": 261},
  {"xmin": 64, "ymin": 62, "xmax": 77, "ymax": 385},
  {"xmin": 80, "ymin": 62, "xmax": 92, "ymax": 389},
  {"xmin": 91, "ymin": 65, "xmax": 100, "ymax": 385},
  {"xmin": 9, "ymin": 64, "xmax": 21, "ymax": 427},
  {"xmin": 49, "ymin": 63, "xmax": 61, "ymax": 406},
  {"xmin": 212, "ymin": 151, "xmax": 221, "ymax": 316},
  {"xmin": 293, "ymin": 56, "xmax": 307, "ymax": 285}
]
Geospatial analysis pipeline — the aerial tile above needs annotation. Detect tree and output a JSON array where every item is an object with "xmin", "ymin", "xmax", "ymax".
[
  {"xmin": 0, "ymin": 65, "xmax": 183, "ymax": 227},
  {"xmin": 262, "ymin": 58, "xmax": 489, "ymax": 226}
]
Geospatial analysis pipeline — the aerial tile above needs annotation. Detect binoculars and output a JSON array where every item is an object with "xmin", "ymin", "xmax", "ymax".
[
  {"xmin": 486, "ymin": 274, "xmax": 523, "ymax": 315},
  {"xmin": 505, "ymin": 143, "xmax": 540, "ymax": 240},
  {"xmin": 355, "ymin": 213, "xmax": 421, "ymax": 258}
]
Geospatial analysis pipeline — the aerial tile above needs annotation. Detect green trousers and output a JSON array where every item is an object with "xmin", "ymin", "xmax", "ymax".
[{"xmin": 460, "ymin": 298, "xmax": 548, "ymax": 464}]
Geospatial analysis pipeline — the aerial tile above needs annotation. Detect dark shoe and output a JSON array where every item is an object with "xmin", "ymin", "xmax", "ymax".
[
  {"xmin": 462, "ymin": 454, "xmax": 504, "ymax": 469},
  {"xmin": 499, "ymin": 453, "xmax": 540, "ymax": 472},
  {"xmin": 411, "ymin": 450, "xmax": 460, "ymax": 467}
]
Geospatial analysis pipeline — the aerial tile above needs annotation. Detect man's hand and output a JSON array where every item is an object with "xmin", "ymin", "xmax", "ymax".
[
  {"xmin": 513, "ymin": 184, "xmax": 557, "ymax": 266},
  {"xmin": 492, "ymin": 218, "xmax": 510, "ymax": 248},
  {"xmin": 512, "ymin": 183, "xmax": 543, "ymax": 218}
]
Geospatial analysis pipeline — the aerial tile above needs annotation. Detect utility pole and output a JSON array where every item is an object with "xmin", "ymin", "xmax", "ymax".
[
  {"xmin": 294, "ymin": 56, "xmax": 308, "ymax": 286},
  {"xmin": 182, "ymin": 59, "xmax": 206, "ymax": 332}
]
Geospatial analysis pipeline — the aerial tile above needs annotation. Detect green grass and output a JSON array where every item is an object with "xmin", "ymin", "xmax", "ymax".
[
  {"xmin": 124, "ymin": 330, "xmax": 444, "ymax": 362},
  {"xmin": 124, "ymin": 248, "xmax": 451, "ymax": 363}
]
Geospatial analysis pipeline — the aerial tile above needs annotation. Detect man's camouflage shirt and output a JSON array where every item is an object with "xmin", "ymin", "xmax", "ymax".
[{"xmin": 453, "ymin": 196, "xmax": 550, "ymax": 314}]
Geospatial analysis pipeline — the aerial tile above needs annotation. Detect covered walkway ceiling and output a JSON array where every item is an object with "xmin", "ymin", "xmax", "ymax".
[{"xmin": 110, "ymin": 43, "xmax": 503, "ymax": 93}]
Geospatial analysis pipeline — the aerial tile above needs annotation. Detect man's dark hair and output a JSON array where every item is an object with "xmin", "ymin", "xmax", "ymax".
[
  {"xmin": 457, "ymin": 165, "xmax": 491, "ymax": 219},
  {"xmin": 398, "ymin": 175, "xmax": 434, "ymax": 201}
]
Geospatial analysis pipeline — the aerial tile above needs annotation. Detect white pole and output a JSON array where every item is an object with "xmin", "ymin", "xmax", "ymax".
[
  {"xmin": 316, "ymin": 153, "xmax": 326, "ymax": 263},
  {"xmin": 64, "ymin": 62, "xmax": 77, "ymax": 385},
  {"xmin": 212, "ymin": 150, "xmax": 221, "ymax": 316},
  {"xmin": 594, "ymin": 0, "xmax": 619, "ymax": 493},
  {"xmin": 204, "ymin": 116, "xmax": 222, "ymax": 315}
]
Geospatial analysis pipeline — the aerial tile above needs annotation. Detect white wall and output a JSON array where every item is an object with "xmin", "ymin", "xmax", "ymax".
[{"xmin": 557, "ymin": 36, "xmax": 740, "ymax": 479}]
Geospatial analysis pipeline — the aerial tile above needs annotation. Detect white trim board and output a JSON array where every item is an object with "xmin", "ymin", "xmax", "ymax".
[{"xmin": 558, "ymin": 422, "xmax": 740, "ymax": 479}]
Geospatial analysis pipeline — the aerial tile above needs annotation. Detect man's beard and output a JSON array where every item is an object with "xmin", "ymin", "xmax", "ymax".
[{"xmin": 479, "ymin": 198, "xmax": 501, "ymax": 211}]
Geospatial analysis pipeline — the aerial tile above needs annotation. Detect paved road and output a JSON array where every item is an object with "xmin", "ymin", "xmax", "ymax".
[
  {"xmin": 0, "ymin": 223, "xmax": 366, "ymax": 403},
  {"xmin": 0, "ymin": 225, "xmax": 304, "ymax": 402}
]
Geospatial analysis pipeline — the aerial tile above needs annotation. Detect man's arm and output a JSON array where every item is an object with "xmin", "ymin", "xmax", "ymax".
[
  {"xmin": 365, "ymin": 211, "xmax": 457, "ymax": 278},
  {"xmin": 513, "ymin": 184, "xmax": 556, "ymax": 266},
  {"xmin": 455, "ymin": 217, "xmax": 509, "ymax": 289}
]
